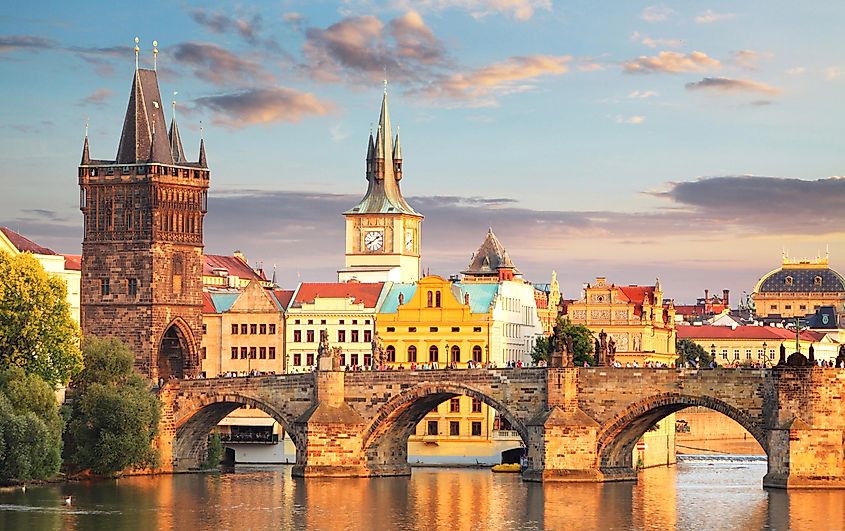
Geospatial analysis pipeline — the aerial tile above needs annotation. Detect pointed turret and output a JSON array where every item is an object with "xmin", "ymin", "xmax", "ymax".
[
  {"xmin": 81, "ymin": 134, "xmax": 90, "ymax": 165},
  {"xmin": 462, "ymin": 228, "xmax": 521, "ymax": 282},
  {"xmin": 198, "ymin": 138, "xmax": 207, "ymax": 168},
  {"xmin": 149, "ymin": 123, "xmax": 170, "ymax": 164},
  {"xmin": 116, "ymin": 69, "xmax": 173, "ymax": 164},
  {"xmin": 366, "ymin": 130, "xmax": 375, "ymax": 180},
  {"xmin": 393, "ymin": 127, "xmax": 403, "ymax": 181},
  {"xmin": 169, "ymin": 115, "xmax": 186, "ymax": 163}
]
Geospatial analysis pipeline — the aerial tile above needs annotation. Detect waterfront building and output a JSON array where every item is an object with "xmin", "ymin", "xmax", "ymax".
[
  {"xmin": 203, "ymin": 252, "xmax": 270, "ymax": 289},
  {"xmin": 78, "ymin": 61, "xmax": 209, "ymax": 380},
  {"xmin": 0, "ymin": 227, "xmax": 81, "ymax": 325},
  {"xmin": 285, "ymin": 282, "xmax": 388, "ymax": 371},
  {"xmin": 752, "ymin": 253, "xmax": 845, "ymax": 321},
  {"xmin": 338, "ymin": 86, "xmax": 423, "ymax": 283},
  {"xmin": 676, "ymin": 325, "xmax": 827, "ymax": 365},
  {"xmin": 564, "ymin": 277, "xmax": 677, "ymax": 365}
]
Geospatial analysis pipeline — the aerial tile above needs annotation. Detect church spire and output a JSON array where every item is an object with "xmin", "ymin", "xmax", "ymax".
[
  {"xmin": 393, "ymin": 126, "xmax": 403, "ymax": 181},
  {"xmin": 198, "ymin": 138, "xmax": 207, "ymax": 168},
  {"xmin": 81, "ymin": 127, "xmax": 90, "ymax": 165},
  {"xmin": 169, "ymin": 96, "xmax": 186, "ymax": 163}
]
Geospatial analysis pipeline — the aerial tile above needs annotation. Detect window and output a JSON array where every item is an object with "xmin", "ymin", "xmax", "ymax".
[
  {"xmin": 799, "ymin": 305, "xmax": 807, "ymax": 310},
  {"xmin": 721, "ymin": 349, "xmax": 728, "ymax": 360},
  {"xmin": 293, "ymin": 353, "xmax": 301, "ymax": 366},
  {"xmin": 353, "ymin": 320, "xmax": 358, "ymax": 325},
  {"xmin": 231, "ymin": 347, "xmax": 238, "ymax": 359},
  {"xmin": 260, "ymin": 347, "xmax": 267, "ymax": 359},
  {"xmin": 451, "ymin": 345, "xmax": 461, "ymax": 363},
  {"xmin": 320, "ymin": 320, "xmax": 326, "ymax": 325},
  {"xmin": 364, "ymin": 353, "xmax": 372, "ymax": 366},
  {"xmin": 351, "ymin": 330, "xmax": 359, "ymax": 342},
  {"xmin": 293, "ymin": 330, "xmax": 302, "ymax": 342},
  {"xmin": 449, "ymin": 421, "xmax": 459, "ymax": 436},
  {"xmin": 471, "ymin": 421, "xmax": 482, "ymax": 437},
  {"xmin": 452, "ymin": 327, "xmax": 462, "ymax": 333},
  {"xmin": 363, "ymin": 330, "xmax": 372, "ymax": 342},
  {"xmin": 241, "ymin": 324, "xmax": 248, "ymax": 335},
  {"xmin": 473, "ymin": 327, "xmax": 482, "ymax": 333},
  {"xmin": 785, "ymin": 276, "xmax": 793, "ymax": 285},
  {"xmin": 128, "ymin": 278, "xmax": 137, "ymax": 296},
  {"xmin": 745, "ymin": 349, "xmax": 752, "ymax": 360},
  {"xmin": 306, "ymin": 330, "xmax": 315, "ymax": 342},
  {"xmin": 351, "ymin": 353, "xmax": 359, "ymax": 366},
  {"xmin": 339, "ymin": 320, "xmax": 345, "ymax": 325},
  {"xmin": 756, "ymin": 349, "xmax": 764, "ymax": 359},
  {"xmin": 307, "ymin": 320, "xmax": 313, "ymax": 325},
  {"xmin": 269, "ymin": 347, "xmax": 276, "ymax": 359},
  {"xmin": 450, "ymin": 398, "xmax": 460, "ymax": 413},
  {"xmin": 250, "ymin": 324, "xmax": 257, "ymax": 335},
  {"xmin": 472, "ymin": 345, "xmax": 483, "ymax": 362},
  {"xmin": 365, "ymin": 320, "xmax": 370, "ymax": 325},
  {"xmin": 814, "ymin": 276, "xmax": 823, "ymax": 286},
  {"xmin": 472, "ymin": 398, "xmax": 482, "ymax": 413},
  {"xmin": 429, "ymin": 327, "xmax": 438, "ymax": 332},
  {"xmin": 269, "ymin": 324, "xmax": 276, "ymax": 335},
  {"xmin": 733, "ymin": 349, "xmax": 740, "ymax": 361},
  {"xmin": 386, "ymin": 345, "xmax": 396, "ymax": 362},
  {"xmin": 784, "ymin": 305, "xmax": 792, "ymax": 310},
  {"xmin": 248, "ymin": 347, "xmax": 256, "ymax": 359},
  {"xmin": 340, "ymin": 354, "xmax": 346, "ymax": 366},
  {"xmin": 338, "ymin": 330, "xmax": 346, "ymax": 342},
  {"xmin": 408, "ymin": 345, "xmax": 417, "ymax": 362},
  {"xmin": 306, "ymin": 353, "xmax": 314, "ymax": 366},
  {"xmin": 429, "ymin": 345, "xmax": 439, "ymax": 362},
  {"xmin": 232, "ymin": 324, "xmax": 239, "ymax": 335},
  {"xmin": 260, "ymin": 324, "xmax": 267, "ymax": 334},
  {"xmin": 427, "ymin": 421, "xmax": 438, "ymax": 436},
  {"xmin": 241, "ymin": 347, "xmax": 248, "ymax": 359},
  {"xmin": 386, "ymin": 327, "xmax": 395, "ymax": 332},
  {"xmin": 435, "ymin": 291, "xmax": 441, "ymax": 307},
  {"xmin": 770, "ymin": 305, "xmax": 777, "ymax": 310},
  {"xmin": 427, "ymin": 291, "xmax": 433, "ymax": 307},
  {"xmin": 409, "ymin": 327, "xmax": 417, "ymax": 332},
  {"xmin": 101, "ymin": 278, "xmax": 110, "ymax": 296},
  {"xmin": 768, "ymin": 349, "xmax": 775, "ymax": 360},
  {"xmin": 202, "ymin": 324, "xmax": 207, "ymax": 335},
  {"xmin": 295, "ymin": 319, "xmax": 301, "ymax": 325}
]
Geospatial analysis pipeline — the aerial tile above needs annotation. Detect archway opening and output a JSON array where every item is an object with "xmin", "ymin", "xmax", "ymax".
[
  {"xmin": 158, "ymin": 324, "xmax": 188, "ymax": 381},
  {"xmin": 174, "ymin": 397, "xmax": 298, "ymax": 470},
  {"xmin": 363, "ymin": 386, "xmax": 528, "ymax": 474}
]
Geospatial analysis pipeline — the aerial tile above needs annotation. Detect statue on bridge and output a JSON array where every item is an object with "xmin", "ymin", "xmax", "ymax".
[
  {"xmin": 837, "ymin": 344, "xmax": 845, "ymax": 368},
  {"xmin": 597, "ymin": 329, "xmax": 609, "ymax": 366},
  {"xmin": 550, "ymin": 321, "xmax": 574, "ymax": 368},
  {"xmin": 607, "ymin": 336, "xmax": 617, "ymax": 366},
  {"xmin": 317, "ymin": 329, "xmax": 336, "ymax": 371},
  {"xmin": 371, "ymin": 331, "xmax": 385, "ymax": 368}
]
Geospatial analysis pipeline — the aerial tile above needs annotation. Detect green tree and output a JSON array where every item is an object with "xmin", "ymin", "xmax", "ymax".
[
  {"xmin": 202, "ymin": 431, "xmax": 223, "ymax": 469},
  {"xmin": 531, "ymin": 318, "xmax": 595, "ymax": 366},
  {"xmin": 66, "ymin": 338, "xmax": 161, "ymax": 475},
  {"xmin": 0, "ymin": 366, "xmax": 63, "ymax": 481},
  {"xmin": 676, "ymin": 338, "xmax": 711, "ymax": 367},
  {"xmin": 0, "ymin": 251, "xmax": 82, "ymax": 386}
]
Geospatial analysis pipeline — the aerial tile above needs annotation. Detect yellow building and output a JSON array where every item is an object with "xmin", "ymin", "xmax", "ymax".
[
  {"xmin": 752, "ymin": 254, "xmax": 845, "ymax": 319},
  {"xmin": 565, "ymin": 277, "xmax": 677, "ymax": 365},
  {"xmin": 0, "ymin": 227, "xmax": 81, "ymax": 325},
  {"xmin": 677, "ymin": 325, "xmax": 825, "ymax": 366}
]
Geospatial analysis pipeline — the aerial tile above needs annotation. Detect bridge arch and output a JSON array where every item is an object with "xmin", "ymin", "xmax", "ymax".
[
  {"xmin": 361, "ymin": 382, "xmax": 528, "ymax": 474},
  {"xmin": 596, "ymin": 393, "xmax": 767, "ymax": 476},
  {"xmin": 173, "ymin": 392, "xmax": 300, "ymax": 468}
]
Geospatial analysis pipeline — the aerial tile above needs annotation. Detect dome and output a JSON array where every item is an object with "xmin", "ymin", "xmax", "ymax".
[{"xmin": 756, "ymin": 265, "xmax": 845, "ymax": 294}]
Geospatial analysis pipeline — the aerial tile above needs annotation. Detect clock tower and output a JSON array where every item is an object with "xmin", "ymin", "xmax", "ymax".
[{"xmin": 338, "ymin": 87, "xmax": 423, "ymax": 283}]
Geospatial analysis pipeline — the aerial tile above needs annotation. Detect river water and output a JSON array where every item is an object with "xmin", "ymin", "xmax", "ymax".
[{"xmin": 1, "ymin": 459, "xmax": 844, "ymax": 530}]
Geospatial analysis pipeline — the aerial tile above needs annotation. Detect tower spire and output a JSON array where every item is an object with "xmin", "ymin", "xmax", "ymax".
[
  {"xmin": 198, "ymin": 122, "xmax": 207, "ymax": 168},
  {"xmin": 169, "ymin": 92, "xmax": 186, "ymax": 163},
  {"xmin": 81, "ymin": 119, "xmax": 90, "ymax": 165},
  {"xmin": 152, "ymin": 40, "xmax": 158, "ymax": 71},
  {"xmin": 134, "ymin": 36, "xmax": 139, "ymax": 71}
]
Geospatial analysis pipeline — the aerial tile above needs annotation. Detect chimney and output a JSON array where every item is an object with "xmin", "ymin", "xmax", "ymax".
[
  {"xmin": 723, "ymin": 289, "xmax": 730, "ymax": 307},
  {"xmin": 704, "ymin": 289, "xmax": 710, "ymax": 302},
  {"xmin": 233, "ymin": 250, "xmax": 247, "ymax": 264}
]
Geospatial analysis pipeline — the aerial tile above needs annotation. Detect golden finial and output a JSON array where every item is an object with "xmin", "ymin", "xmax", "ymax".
[
  {"xmin": 134, "ymin": 36, "xmax": 140, "ymax": 70},
  {"xmin": 152, "ymin": 40, "xmax": 158, "ymax": 71},
  {"xmin": 84, "ymin": 116, "xmax": 89, "ymax": 137}
]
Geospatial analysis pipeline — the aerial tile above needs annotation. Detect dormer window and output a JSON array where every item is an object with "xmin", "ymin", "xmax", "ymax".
[
  {"xmin": 122, "ymin": 166, "xmax": 130, "ymax": 174},
  {"xmin": 814, "ymin": 276, "xmax": 823, "ymax": 286},
  {"xmin": 785, "ymin": 276, "xmax": 793, "ymax": 285}
]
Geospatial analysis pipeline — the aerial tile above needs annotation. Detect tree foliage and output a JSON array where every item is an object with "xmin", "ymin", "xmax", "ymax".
[
  {"xmin": 203, "ymin": 431, "xmax": 223, "ymax": 469},
  {"xmin": 676, "ymin": 338, "xmax": 712, "ymax": 367},
  {"xmin": 0, "ymin": 251, "xmax": 82, "ymax": 386},
  {"xmin": 0, "ymin": 366, "xmax": 63, "ymax": 481},
  {"xmin": 66, "ymin": 337, "xmax": 161, "ymax": 475},
  {"xmin": 531, "ymin": 318, "xmax": 595, "ymax": 366}
]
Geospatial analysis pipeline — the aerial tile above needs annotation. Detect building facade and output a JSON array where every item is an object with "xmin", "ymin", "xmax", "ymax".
[
  {"xmin": 564, "ymin": 277, "xmax": 677, "ymax": 365},
  {"xmin": 752, "ymin": 254, "xmax": 845, "ymax": 320},
  {"xmin": 79, "ymin": 64, "xmax": 209, "ymax": 380},
  {"xmin": 677, "ymin": 325, "xmax": 826, "ymax": 365},
  {"xmin": 338, "ymin": 88, "xmax": 423, "ymax": 283}
]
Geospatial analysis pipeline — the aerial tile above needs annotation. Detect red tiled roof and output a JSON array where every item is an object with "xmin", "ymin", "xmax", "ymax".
[
  {"xmin": 677, "ymin": 325, "xmax": 818, "ymax": 341},
  {"xmin": 1, "ymin": 227, "xmax": 56, "ymax": 255},
  {"xmin": 63, "ymin": 254, "xmax": 81, "ymax": 271},
  {"xmin": 270, "ymin": 289, "xmax": 295, "ymax": 311},
  {"xmin": 202, "ymin": 291, "xmax": 218, "ymax": 314},
  {"xmin": 292, "ymin": 282, "xmax": 385, "ymax": 308},
  {"xmin": 203, "ymin": 254, "xmax": 266, "ymax": 282},
  {"xmin": 617, "ymin": 285, "xmax": 655, "ymax": 305}
]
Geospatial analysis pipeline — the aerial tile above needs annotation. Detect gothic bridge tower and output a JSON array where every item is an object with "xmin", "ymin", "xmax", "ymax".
[
  {"xmin": 79, "ymin": 56, "xmax": 209, "ymax": 380},
  {"xmin": 338, "ymin": 86, "xmax": 423, "ymax": 283}
]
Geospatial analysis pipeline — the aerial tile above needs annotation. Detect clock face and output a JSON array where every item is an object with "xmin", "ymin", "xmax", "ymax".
[
  {"xmin": 405, "ymin": 230, "xmax": 414, "ymax": 251},
  {"xmin": 364, "ymin": 230, "xmax": 384, "ymax": 251}
]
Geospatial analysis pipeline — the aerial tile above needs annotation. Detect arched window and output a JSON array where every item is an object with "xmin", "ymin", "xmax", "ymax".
[
  {"xmin": 386, "ymin": 345, "xmax": 396, "ymax": 363},
  {"xmin": 407, "ymin": 345, "xmax": 417, "ymax": 362},
  {"xmin": 427, "ymin": 291, "xmax": 433, "ymax": 307},
  {"xmin": 451, "ymin": 345, "xmax": 461, "ymax": 362},
  {"xmin": 435, "ymin": 290, "xmax": 441, "ymax": 308},
  {"xmin": 429, "ymin": 345, "xmax": 439, "ymax": 362},
  {"xmin": 785, "ymin": 276, "xmax": 793, "ymax": 285},
  {"xmin": 814, "ymin": 276, "xmax": 823, "ymax": 286},
  {"xmin": 472, "ymin": 345, "xmax": 483, "ymax": 362}
]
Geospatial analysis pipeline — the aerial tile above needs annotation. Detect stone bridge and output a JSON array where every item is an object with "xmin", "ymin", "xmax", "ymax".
[{"xmin": 157, "ymin": 367, "xmax": 845, "ymax": 489}]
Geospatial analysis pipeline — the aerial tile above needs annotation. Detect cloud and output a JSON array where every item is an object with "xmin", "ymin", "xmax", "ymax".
[
  {"xmin": 695, "ymin": 10, "xmax": 736, "ymax": 24},
  {"xmin": 732, "ymin": 50, "xmax": 771, "ymax": 70},
  {"xmin": 614, "ymin": 115, "xmax": 645, "ymax": 124},
  {"xmin": 78, "ymin": 88, "xmax": 115, "ymax": 107},
  {"xmin": 785, "ymin": 67, "xmax": 806, "ymax": 76},
  {"xmin": 193, "ymin": 87, "xmax": 333, "ymax": 128},
  {"xmin": 630, "ymin": 32, "xmax": 683, "ymax": 49},
  {"xmin": 0, "ymin": 35, "xmax": 58, "ymax": 53},
  {"xmin": 171, "ymin": 42, "xmax": 271, "ymax": 86},
  {"xmin": 685, "ymin": 77, "xmax": 781, "ymax": 95},
  {"xmin": 189, "ymin": 8, "xmax": 278, "ymax": 50},
  {"xmin": 826, "ymin": 67, "xmax": 844, "ymax": 80},
  {"xmin": 627, "ymin": 90, "xmax": 658, "ymax": 99},
  {"xmin": 423, "ymin": 55, "xmax": 570, "ymax": 105},
  {"xmin": 640, "ymin": 5, "xmax": 674, "ymax": 23},
  {"xmin": 389, "ymin": 11, "xmax": 445, "ymax": 64},
  {"xmin": 283, "ymin": 12, "xmax": 306, "ymax": 32},
  {"xmin": 624, "ymin": 51, "xmax": 721, "ymax": 74},
  {"xmin": 392, "ymin": 0, "xmax": 551, "ymax": 21}
]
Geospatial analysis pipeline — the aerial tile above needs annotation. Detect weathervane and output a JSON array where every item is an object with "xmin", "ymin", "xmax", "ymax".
[{"xmin": 134, "ymin": 36, "xmax": 140, "ymax": 70}]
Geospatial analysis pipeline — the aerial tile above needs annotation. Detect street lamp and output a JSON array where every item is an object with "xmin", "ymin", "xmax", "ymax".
[
  {"xmin": 710, "ymin": 344, "xmax": 715, "ymax": 368},
  {"xmin": 762, "ymin": 341, "xmax": 767, "ymax": 367}
]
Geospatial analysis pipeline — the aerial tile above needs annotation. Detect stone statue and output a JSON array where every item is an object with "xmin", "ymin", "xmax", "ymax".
[
  {"xmin": 330, "ymin": 346, "xmax": 343, "ymax": 370},
  {"xmin": 598, "ymin": 329, "xmax": 608, "ymax": 366},
  {"xmin": 809, "ymin": 344, "xmax": 815, "ymax": 364},
  {"xmin": 371, "ymin": 331, "xmax": 385, "ymax": 367},
  {"xmin": 633, "ymin": 335, "xmax": 641, "ymax": 352},
  {"xmin": 607, "ymin": 336, "xmax": 617, "ymax": 366},
  {"xmin": 778, "ymin": 343, "xmax": 787, "ymax": 366},
  {"xmin": 549, "ymin": 322, "xmax": 573, "ymax": 367},
  {"xmin": 317, "ymin": 329, "xmax": 332, "ymax": 371},
  {"xmin": 594, "ymin": 338, "xmax": 601, "ymax": 365}
]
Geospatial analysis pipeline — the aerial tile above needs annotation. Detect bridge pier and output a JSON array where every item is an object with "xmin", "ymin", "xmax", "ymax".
[{"xmin": 523, "ymin": 406, "xmax": 604, "ymax": 482}]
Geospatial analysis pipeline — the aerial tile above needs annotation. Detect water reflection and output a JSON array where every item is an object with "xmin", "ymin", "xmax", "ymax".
[{"xmin": 2, "ymin": 461, "xmax": 844, "ymax": 530}]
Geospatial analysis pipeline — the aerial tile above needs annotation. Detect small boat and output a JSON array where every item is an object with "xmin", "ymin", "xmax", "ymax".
[{"xmin": 491, "ymin": 463, "xmax": 521, "ymax": 473}]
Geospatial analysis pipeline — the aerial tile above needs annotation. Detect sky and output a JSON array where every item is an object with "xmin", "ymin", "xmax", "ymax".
[{"xmin": 1, "ymin": 1, "xmax": 844, "ymax": 303}]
